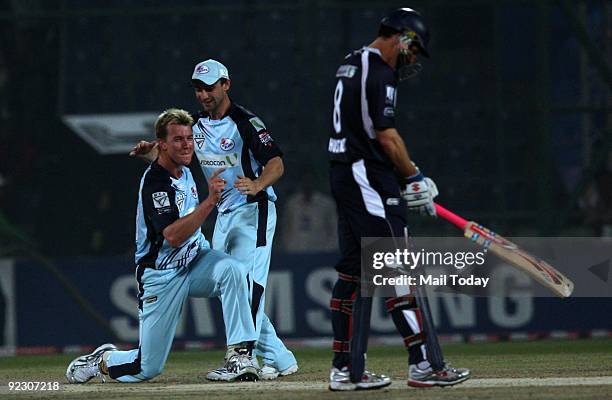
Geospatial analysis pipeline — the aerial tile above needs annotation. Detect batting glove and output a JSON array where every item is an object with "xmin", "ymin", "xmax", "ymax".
[{"xmin": 401, "ymin": 172, "xmax": 439, "ymax": 217}]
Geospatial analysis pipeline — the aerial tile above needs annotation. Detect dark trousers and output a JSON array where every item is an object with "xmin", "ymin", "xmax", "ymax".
[{"xmin": 328, "ymin": 161, "xmax": 426, "ymax": 372}]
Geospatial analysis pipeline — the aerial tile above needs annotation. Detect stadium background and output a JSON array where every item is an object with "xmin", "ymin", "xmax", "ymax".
[{"xmin": 0, "ymin": 0, "xmax": 610, "ymax": 351}]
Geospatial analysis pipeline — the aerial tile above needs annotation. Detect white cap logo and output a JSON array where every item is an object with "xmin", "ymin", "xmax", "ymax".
[{"xmin": 192, "ymin": 59, "xmax": 230, "ymax": 85}]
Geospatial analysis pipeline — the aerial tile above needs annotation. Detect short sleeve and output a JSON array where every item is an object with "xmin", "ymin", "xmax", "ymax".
[
  {"xmin": 367, "ymin": 66, "xmax": 397, "ymax": 130},
  {"xmin": 241, "ymin": 116, "xmax": 283, "ymax": 165},
  {"xmin": 141, "ymin": 176, "xmax": 179, "ymax": 235}
]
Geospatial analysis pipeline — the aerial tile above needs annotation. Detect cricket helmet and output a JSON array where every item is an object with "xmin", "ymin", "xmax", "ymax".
[{"xmin": 380, "ymin": 8, "xmax": 430, "ymax": 80}]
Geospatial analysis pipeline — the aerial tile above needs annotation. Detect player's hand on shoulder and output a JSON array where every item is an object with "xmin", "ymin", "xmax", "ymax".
[
  {"xmin": 401, "ymin": 170, "xmax": 438, "ymax": 217},
  {"xmin": 129, "ymin": 140, "xmax": 159, "ymax": 162}
]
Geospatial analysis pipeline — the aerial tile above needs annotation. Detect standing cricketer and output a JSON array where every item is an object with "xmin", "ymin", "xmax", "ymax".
[
  {"xmin": 327, "ymin": 8, "xmax": 470, "ymax": 390},
  {"xmin": 130, "ymin": 60, "xmax": 297, "ymax": 380},
  {"xmin": 66, "ymin": 109, "xmax": 260, "ymax": 384}
]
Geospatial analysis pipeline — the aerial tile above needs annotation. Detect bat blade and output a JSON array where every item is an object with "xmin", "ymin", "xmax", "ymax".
[{"xmin": 435, "ymin": 203, "xmax": 574, "ymax": 298}]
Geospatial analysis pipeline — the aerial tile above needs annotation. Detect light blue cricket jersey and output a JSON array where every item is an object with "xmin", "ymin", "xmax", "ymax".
[
  {"xmin": 135, "ymin": 161, "xmax": 209, "ymax": 269},
  {"xmin": 190, "ymin": 103, "xmax": 283, "ymax": 213}
]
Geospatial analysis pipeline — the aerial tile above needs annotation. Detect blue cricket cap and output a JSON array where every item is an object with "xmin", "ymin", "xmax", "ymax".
[{"xmin": 191, "ymin": 59, "xmax": 230, "ymax": 85}]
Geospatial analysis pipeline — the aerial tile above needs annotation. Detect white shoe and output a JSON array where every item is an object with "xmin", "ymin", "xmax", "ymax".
[
  {"xmin": 206, "ymin": 366, "xmax": 230, "ymax": 381},
  {"xmin": 260, "ymin": 364, "xmax": 299, "ymax": 380},
  {"xmin": 66, "ymin": 343, "xmax": 117, "ymax": 384},
  {"xmin": 206, "ymin": 346, "xmax": 240, "ymax": 381},
  {"xmin": 329, "ymin": 367, "xmax": 391, "ymax": 391},
  {"xmin": 206, "ymin": 347, "xmax": 259, "ymax": 382},
  {"xmin": 407, "ymin": 363, "xmax": 470, "ymax": 387}
]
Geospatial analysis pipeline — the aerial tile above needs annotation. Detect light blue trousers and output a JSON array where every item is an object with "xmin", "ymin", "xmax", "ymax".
[
  {"xmin": 213, "ymin": 200, "xmax": 296, "ymax": 371},
  {"xmin": 106, "ymin": 248, "xmax": 256, "ymax": 382}
]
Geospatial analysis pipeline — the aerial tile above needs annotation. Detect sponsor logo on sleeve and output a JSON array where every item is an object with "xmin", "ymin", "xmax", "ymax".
[
  {"xmin": 258, "ymin": 132, "xmax": 273, "ymax": 147},
  {"xmin": 385, "ymin": 85, "xmax": 397, "ymax": 106},
  {"xmin": 152, "ymin": 192, "xmax": 170, "ymax": 208},
  {"xmin": 249, "ymin": 117, "xmax": 266, "ymax": 132},
  {"xmin": 383, "ymin": 107, "xmax": 395, "ymax": 117},
  {"xmin": 335, "ymin": 64, "xmax": 357, "ymax": 78},
  {"xmin": 191, "ymin": 186, "xmax": 198, "ymax": 199},
  {"xmin": 152, "ymin": 191, "xmax": 172, "ymax": 214},
  {"xmin": 220, "ymin": 137, "xmax": 235, "ymax": 151}
]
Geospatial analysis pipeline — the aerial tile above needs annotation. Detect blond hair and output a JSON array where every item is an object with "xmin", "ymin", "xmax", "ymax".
[{"xmin": 155, "ymin": 108, "xmax": 194, "ymax": 139}]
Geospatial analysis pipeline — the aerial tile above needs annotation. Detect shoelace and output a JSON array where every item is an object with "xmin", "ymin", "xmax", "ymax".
[
  {"xmin": 226, "ymin": 355, "xmax": 245, "ymax": 374},
  {"xmin": 87, "ymin": 354, "xmax": 107, "ymax": 382},
  {"xmin": 95, "ymin": 368, "xmax": 107, "ymax": 383},
  {"xmin": 74, "ymin": 360, "xmax": 105, "ymax": 383}
]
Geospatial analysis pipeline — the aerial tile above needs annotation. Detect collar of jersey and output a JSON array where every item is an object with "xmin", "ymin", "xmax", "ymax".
[
  {"xmin": 201, "ymin": 115, "xmax": 231, "ymax": 126},
  {"xmin": 196, "ymin": 100, "xmax": 235, "ymax": 122},
  {"xmin": 151, "ymin": 159, "xmax": 166, "ymax": 174},
  {"xmin": 363, "ymin": 46, "xmax": 382, "ymax": 56},
  {"xmin": 151, "ymin": 159, "xmax": 186, "ymax": 181}
]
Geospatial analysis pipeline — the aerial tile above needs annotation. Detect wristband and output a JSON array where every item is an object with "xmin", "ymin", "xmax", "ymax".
[{"xmin": 405, "ymin": 171, "xmax": 424, "ymax": 184}]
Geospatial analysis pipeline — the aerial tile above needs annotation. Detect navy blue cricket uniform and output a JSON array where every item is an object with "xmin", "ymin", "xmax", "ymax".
[
  {"xmin": 328, "ymin": 46, "xmax": 407, "ymax": 276},
  {"xmin": 327, "ymin": 47, "xmax": 427, "ymax": 373}
]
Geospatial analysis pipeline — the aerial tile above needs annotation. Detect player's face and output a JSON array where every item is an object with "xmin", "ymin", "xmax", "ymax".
[
  {"xmin": 193, "ymin": 79, "xmax": 230, "ymax": 114},
  {"xmin": 161, "ymin": 124, "xmax": 194, "ymax": 166}
]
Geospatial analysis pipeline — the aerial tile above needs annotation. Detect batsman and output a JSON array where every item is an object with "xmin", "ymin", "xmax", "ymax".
[{"xmin": 327, "ymin": 7, "xmax": 470, "ymax": 390}]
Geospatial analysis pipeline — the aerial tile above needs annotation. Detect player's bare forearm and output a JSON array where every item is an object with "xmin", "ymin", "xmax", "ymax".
[
  {"xmin": 162, "ymin": 199, "xmax": 215, "ymax": 247},
  {"xmin": 376, "ymin": 128, "xmax": 418, "ymax": 177},
  {"xmin": 256, "ymin": 156, "xmax": 284, "ymax": 190}
]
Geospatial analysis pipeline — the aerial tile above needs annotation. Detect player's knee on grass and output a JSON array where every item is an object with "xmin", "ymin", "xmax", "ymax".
[{"xmin": 140, "ymin": 363, "xmax": 164, "ymax": 380}]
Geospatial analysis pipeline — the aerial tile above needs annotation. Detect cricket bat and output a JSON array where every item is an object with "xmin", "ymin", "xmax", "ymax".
[{"xmin": 434, "ymin": 203, "xmax": 574, "ymax": 298}]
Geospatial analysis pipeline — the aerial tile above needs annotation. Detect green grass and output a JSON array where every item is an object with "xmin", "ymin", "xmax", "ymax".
[{"xmin": 0, "ymin": 339, "xmax": 611, "ymax": 399}]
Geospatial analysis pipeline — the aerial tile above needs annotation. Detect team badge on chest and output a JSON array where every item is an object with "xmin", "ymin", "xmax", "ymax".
[
  {"xmin": 194, "ymin": 133, "xmax": 206, "ymax": 150},
  {"xmin": 175, "ymin": 190, "xmax": 186, "ymax": 213},
  {"xmin": 220, "ymin": 138, "xmax": 235, "ymax": 151}
]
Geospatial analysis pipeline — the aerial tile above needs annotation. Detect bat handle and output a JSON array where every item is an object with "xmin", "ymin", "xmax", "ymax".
[{"xmin": 434, "ymin": 203, "xmax": 468, "ymax": 230}]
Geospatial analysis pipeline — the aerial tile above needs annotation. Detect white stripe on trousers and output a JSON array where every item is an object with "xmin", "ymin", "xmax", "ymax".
[{"xmin": 351, "ymin": 159, "xmax": 386, "ymax": 218}]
